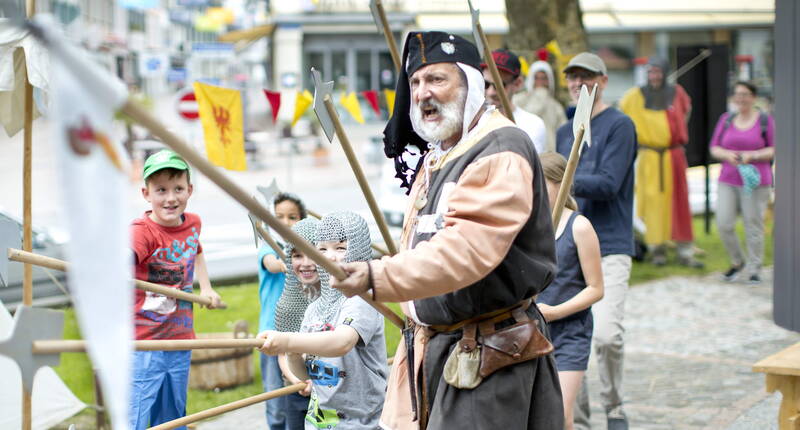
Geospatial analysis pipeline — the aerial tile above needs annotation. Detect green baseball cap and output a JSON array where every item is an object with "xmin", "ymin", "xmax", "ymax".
[{"xmin": 142, "ymin": 149, "xmax": 190, "ymax": 180}]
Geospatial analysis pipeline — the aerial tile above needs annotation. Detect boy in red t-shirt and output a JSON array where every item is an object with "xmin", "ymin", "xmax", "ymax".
[{"xmin": 129, "ymin": 149, "xmax": 221, "ymax": 430}]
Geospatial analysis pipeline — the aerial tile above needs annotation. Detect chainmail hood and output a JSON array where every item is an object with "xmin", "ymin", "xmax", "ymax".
[
  {"xmin": 274, "ymin": 217, "xmax": 319, "ymax": 333},
  {"xmin": 305, "ymin": 211, "xmax": 372, "ymax": 325}
]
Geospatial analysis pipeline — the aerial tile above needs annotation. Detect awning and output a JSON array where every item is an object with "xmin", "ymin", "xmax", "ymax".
[
  {"xmin": 218, "ymin": 24, "xmax": 275, "ymax": 43},
  {"xmin": 415, "ymin": 3, "xmax": 773, "ymax": 35}
]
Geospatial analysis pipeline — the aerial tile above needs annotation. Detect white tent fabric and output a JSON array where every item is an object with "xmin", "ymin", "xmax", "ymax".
[
  {"xmin": 0, "ymin": 21, "xmax": 49, "ymax": 137},
  {"xmin": 0, "ymin": 299, "xmax": 86, "ymax": 430}
]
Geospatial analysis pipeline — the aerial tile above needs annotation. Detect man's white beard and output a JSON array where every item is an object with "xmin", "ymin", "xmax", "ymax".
[{"xmin": 410, "ymin": 87, "xmax": 466, "ymax": 143}]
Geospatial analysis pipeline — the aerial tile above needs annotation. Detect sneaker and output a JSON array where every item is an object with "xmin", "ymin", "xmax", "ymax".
[
  {"xmin": 723, "ymin": 265, "xmax": 743, "ymax": 282},
  {"xmin": 748, "ymin": 274, "xmax": 762, "ymax": 284},
  {"xmin": 677, "ymin": 256, "xmax": 705, "ymax": 269},
  {"xmin": 650, "ymin": 253, "xmax": 667, "ymax": 266},
  {"xmin": 607, "ymin": 407, "xmax": 629, "ymax": 430}
]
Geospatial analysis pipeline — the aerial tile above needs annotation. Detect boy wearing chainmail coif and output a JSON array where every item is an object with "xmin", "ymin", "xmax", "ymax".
[
  {"xmin": 258, "ymin": 211, "xmax": 388, "ymax": 429},
  {"xmin": 273, "ymin": 217, "xmax": 321, "ymax": 429}
]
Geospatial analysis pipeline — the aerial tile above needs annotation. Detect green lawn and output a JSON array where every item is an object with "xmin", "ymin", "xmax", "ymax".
[
  {"xmin": 630, "ymin": 214, "xmax": 773, "ymax": 285},
  {"xmin": 53, "ymin": 212, "xmax": 771, "ymax": 421},
  {"xmin": 54, "ymin": 283, "xmax": 403, "ymax": 419}
]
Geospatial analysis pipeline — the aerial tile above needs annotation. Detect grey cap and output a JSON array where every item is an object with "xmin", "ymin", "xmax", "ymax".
[{"xmin": 563, "ymin": 52, "xmax": 607, "ymax": 75}]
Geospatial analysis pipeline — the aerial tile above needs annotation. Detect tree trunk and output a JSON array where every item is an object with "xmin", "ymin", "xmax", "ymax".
[{"xmin": 505, "ymin": 0, "xmax": 589, "ymax": 105}]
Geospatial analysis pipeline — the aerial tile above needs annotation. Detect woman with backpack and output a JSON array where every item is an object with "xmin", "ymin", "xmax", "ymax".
[{"xmin": 709, "ymin": 81, "xmax": 775, "ymax": 283}]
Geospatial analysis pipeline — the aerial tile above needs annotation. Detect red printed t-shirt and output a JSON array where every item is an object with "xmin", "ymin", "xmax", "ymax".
[{"xmin": 131, "ymin": 211, "xmax": 203, "ymax": 340}]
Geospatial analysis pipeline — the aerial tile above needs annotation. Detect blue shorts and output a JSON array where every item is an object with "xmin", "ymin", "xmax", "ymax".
[
  {"xmin": 548, "ymin": 310, "xmax": 593, "ymax": 371},
  {"xmin": 129, "ymin": 350, "xmax": 191, "ymax": 430}
]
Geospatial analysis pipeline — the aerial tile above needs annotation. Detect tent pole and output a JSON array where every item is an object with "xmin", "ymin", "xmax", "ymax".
[{"xmin": 22, "ymin": 2, "xmax": 37, "ymax": 430}]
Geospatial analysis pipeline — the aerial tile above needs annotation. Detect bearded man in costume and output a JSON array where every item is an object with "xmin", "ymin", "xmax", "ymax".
[
  {"xmin": 332, "ymin": 31, "xmax": 563, "ymax": 429},
  {"xmin": 620, "ymin": 57, "xmax": 701, "ymax": 267}
]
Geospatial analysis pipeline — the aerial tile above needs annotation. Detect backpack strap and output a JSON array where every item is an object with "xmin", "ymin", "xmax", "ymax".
[
  {"xmin": 721, "ymin": 112, "xmax": 736, "ymax": 141},
  {"xmin": 758, "ymin": 111, "xmax": 769, "ymax": 144}
]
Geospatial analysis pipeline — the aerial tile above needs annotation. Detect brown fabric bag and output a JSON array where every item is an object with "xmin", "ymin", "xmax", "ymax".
[{"xmin": 477, "ymin": 307, "xmax": 553, "ymax": 378}]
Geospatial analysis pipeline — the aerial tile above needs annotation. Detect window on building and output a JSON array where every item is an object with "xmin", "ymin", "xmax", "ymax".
[{"xmin": 128, "ymin": 9, "xmax": 145, "ymax": 32}]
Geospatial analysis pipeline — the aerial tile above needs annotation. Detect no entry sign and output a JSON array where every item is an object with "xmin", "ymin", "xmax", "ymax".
[{"xmin": 176, "ymin": 90, "xmax": 199, "ymax": 120}]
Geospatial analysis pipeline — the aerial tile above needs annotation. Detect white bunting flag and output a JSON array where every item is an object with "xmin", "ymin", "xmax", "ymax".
[{"xmin": 37, "ymin": 15, "xmax": 133, "ymax": 430}]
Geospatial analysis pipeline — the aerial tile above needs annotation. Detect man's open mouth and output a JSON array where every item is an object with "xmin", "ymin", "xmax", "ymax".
[{"xmin": 422, "ymin": 105, "xmax": 439, "ymax": 120}]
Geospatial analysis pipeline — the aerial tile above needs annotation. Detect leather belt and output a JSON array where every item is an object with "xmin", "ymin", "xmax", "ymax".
[{"xmin": 425, "ymin": 298, "xmax": 533, "ymax": 335}]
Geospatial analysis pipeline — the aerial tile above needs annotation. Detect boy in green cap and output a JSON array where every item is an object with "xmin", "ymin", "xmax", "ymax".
[{"xmin": 129, "ymin": 149, "xmax": 222, "ymax": 429}]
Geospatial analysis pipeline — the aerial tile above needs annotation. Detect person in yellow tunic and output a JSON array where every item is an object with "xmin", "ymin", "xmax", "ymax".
[{"xmin": 620, "ymin": 57, "xmax": 702, "ymax": 267}]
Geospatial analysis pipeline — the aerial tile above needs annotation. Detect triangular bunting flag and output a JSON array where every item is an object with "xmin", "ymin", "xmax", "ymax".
[
  {"xmin": 361, "ymin": 90, "xmax": 381, "ymax": 117},
  {"xmin": 194, "ymin": 81, "xmax": 247, "ymax": 171},
  {"xmin": 292, "ymin": 89, "xmax": 313, "ymax": 127},
  {"xmin": 263, "ymin": 90, "xmax": 281, "ymax": 124},
  {"xmin": 339, "ymin": 91, "xmax": 364, "ymax": 124},
  {"xmin": 519, "ymin": 56, "xmax": 530, "ymax": 78},
  {"xmin": 383, "ymin": 89, "xmax": 396, "ymax": 118}
]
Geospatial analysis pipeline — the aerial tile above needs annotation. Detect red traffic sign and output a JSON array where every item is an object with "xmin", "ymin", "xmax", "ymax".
[{"xmin": 177, "ymin": 91, "xmax": 199, "ymax": 120}]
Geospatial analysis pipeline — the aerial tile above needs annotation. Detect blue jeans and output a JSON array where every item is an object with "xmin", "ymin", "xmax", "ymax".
[
  {"xmin": 129, "ymin": 350, "xmax": 191, "ymax": 430},
  {"xmin": 261, "ymin": 353, "xmax": 309, "ymax": 430}
]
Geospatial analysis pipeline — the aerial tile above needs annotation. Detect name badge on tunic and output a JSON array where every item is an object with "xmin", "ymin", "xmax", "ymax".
[{"xmin": 416, "ymin": 182, "xmax": 456, "ymax": 235}]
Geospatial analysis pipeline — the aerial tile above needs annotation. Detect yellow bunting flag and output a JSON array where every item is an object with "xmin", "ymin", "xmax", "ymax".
[
  {"xmin": 519, "ymin": 56, "xmax": 530, "ymax": 78},
  {"xmin": 383, "ymin": 89, "xmax": 396, "ymax": 118},
  {"xmin": 545, "ymin": 40, "xmax": 573, "ymax": 89},
  {"xmin": 340, "ymin": 91, "xmax": 365, "ymax": 124},
  {"xmin": 292, "ymin": 89, "xmax": 313, "ymax": 127},
  {"xmin": 193, "ymin": 81, "xmax": 246, "ymax": 171}
]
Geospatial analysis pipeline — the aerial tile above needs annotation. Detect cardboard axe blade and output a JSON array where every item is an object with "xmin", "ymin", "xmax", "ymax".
[
  {"xmin": 572, "ymin": 83, "xmax": 597, "ymax": 153},
  {"xmin": 256, "ymin": 178, "xmax": 280, "ymax": 209},
  {"xmin": 311, "ymin": 68, "xmax": 336, "ymax": 143},
  {"xmin": 0, "ymin": 219, "xmax": 21, "ymax": 287},
  {"xmin": 369, "ymin": 0, "xmax": 384, "ymax": 33},
  {"xmin": 247, "ymin": 212, "xmax": 262, "ymax": 248},
  {"xmin": 0, "ymin": 306, "xmax": 64, "ymax": 392},
  {"xmin": 468, "ymin": 0, "xmax": 485, "ymax": 59}
]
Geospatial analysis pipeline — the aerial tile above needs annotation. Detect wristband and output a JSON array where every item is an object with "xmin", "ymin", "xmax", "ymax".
[{"xmin": 367, "ymin": 261, "xmax": 376, "ymax": 300}]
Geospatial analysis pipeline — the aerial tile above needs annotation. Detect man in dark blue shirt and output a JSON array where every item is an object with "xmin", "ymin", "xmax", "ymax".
[{"xmin": 556, "ymin": 52, "xmax": 637, "ymax": 430}]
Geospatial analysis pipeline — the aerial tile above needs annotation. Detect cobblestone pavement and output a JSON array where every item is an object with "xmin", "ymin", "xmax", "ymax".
[{"xmin": 197, "ymin": 268, "xmax": 799, "ymax": 430}]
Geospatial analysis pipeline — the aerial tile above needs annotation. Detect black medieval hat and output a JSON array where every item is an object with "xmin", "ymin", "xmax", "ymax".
[{"xmin": 382, "ymin": 31, "xmax": 482, "ymax": 192}]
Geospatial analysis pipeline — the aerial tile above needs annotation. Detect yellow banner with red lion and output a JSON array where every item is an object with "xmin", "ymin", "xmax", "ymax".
[{"xmin": 194, "ymin": 81, "xmax": 246, "ymax": 171}]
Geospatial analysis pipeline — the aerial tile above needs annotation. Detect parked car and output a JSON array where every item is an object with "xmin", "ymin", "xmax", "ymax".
[{"xmin": 0, "ymin": 209, "xmax": 69, "ymax": 311}]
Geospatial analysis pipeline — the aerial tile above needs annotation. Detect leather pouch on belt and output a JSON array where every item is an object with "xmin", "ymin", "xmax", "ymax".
[
  {"xmin": 478, "ymin": 307, "xmax": 553, "ymax": 378},
  {"xmin": 443, "ymin": 323, "xmax": 483, "ymax": 389}
]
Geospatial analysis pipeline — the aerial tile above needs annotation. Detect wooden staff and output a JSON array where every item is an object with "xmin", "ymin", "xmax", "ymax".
[
  {"xmin": 306, "ymin": 209, "xmax": 389, "ymax": 256},
  {"xmin": 253, "ymin": 221, "xmax": 287, "ymax": 260},
  {"xmin": 7, "ymin": 248, "xmax": 228, "ymax": 309},
  {"xmin": 473, "ymin": 18, "xmax": 514, "ymax": 122},
  {"xmin": 22, "ymin": 2, "xmax": 36, "ymax": 429},
  {"xmin": 373, "ymin": 0, "xmax": 401, "ymax": 72},
  {"xmin": 323, "ymin": 95, "xmax": 398, "ymax": 256},
  {"xmin": 551, "ymin": 125, "xmax": 585, "ymax": 227},
  {"xmin": 148, "ymin": 382, "xmax": 307, "ymax": 430},
  {"xmin": 119, "ymin": 101, "xmax": 404, "ymax": 329},
  {"xmin": 32, "ymin": 338, "xmax": 266, "ymax": 354}
]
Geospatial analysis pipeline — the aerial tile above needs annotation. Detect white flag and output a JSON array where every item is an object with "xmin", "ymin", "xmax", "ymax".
[{"xmin": 36, "ymin": 15, "xmax": 133, "ymax": 430}]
